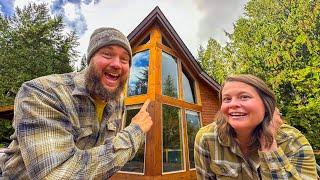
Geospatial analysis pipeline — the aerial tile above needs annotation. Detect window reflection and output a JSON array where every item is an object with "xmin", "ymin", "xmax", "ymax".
[
  {"xmin": 185, "ymin": 110, "xmax": 201, "ymax": 169},
  {"xmin": 162, "ymin": 52, "xmax": 179, "ymax": 98},
  {"xmin": 127, "ymin": 50, "xmax": 150, "ymax": 96},
  {"xmin": 121, "ymin": 106, "xmax": 145, "ymax": 173},
  {"xmin": 162, "ymin": 104, "xmax": 184, "ymax": 173},
  {"xmin": 183, "ymin": 70, "xmax": 196, "ymax": 103}
]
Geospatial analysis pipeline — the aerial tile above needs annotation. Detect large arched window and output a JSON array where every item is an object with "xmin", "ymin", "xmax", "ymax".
[{"xmin": 161, "ymin": 49, "xmax": 201, "ymax": 174}]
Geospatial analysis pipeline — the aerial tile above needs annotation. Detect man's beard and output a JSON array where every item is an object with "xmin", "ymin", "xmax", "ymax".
[{"xmin": 85, "ymin": 64, "xmax": 126, "ymax": 101}]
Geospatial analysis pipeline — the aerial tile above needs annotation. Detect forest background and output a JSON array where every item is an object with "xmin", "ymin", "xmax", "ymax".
[{"xmin": 0, "ymin": 0, "xmax": 319, "ymax": 163}]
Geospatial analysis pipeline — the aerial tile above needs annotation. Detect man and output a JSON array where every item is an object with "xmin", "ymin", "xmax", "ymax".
[{"xmin": 0, "ymin": 27, "xmax": 153, "ymax": 179}]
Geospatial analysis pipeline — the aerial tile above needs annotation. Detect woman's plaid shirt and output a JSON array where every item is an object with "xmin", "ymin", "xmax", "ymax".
[
  {"xmin": 194, "ymin": 122, "xmax": 318, "ymax": 179},
  {"xmin": 0, "ymin": 69, "xmax": 145, "ymax": 179}
]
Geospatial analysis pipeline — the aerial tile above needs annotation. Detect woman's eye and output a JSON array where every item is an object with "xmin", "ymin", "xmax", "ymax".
[
  {"xmin": 240, "ymin": 95, "xmax": 250, "ymax": 100},
  {"xmin": 222, "ymin": 97, "xmax": 231, "ymax": 102}
]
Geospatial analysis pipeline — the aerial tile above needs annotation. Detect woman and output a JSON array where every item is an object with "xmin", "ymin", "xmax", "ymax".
[{"xmin": 194, "ymin": 74, "xmax": 317, "ymax": 179}]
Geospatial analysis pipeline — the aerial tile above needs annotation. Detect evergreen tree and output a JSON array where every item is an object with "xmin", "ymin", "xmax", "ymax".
[
  {"xmin": 78, "ymin": 54, "xmax": 87, "ymax": 71},
  {"xmin": 198, "ymin": 0, "xmax": 320, "ymax": 149},
  {"xmin": 198, "ymin": 38, "xmax": 231, "ymax": 84},
  {"xmin": 0, "ymin": 3, "xmax": 79, "ymax": 105},
  {"xmin": 229, "ymin": 0, "xmax": 320, "ymax": 149}
]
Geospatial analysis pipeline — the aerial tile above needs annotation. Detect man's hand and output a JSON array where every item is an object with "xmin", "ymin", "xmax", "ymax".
[
  {"xmin": 260, "ymin": 107, "xmax": 283, "ymax": 151},
  {"xmin": 131, "ymin": 99, "xmax": 153, "ymax": 133}
]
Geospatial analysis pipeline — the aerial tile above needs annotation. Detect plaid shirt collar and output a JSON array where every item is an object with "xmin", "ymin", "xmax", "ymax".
[
  {"xmin": 216, "ymin": 124, "xmax": 293, "ymax": 174},
  {"xmin": 217, "ymin": 125, "xmax": 291, "ymax": 148},
  {"xmin": 72, "ymin": 68, "xmax": 90, "ymax": 97}
]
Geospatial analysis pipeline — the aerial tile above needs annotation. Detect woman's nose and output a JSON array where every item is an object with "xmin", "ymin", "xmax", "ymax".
[{"xmin": 228, "ymin": 99, "xmax": 241, "ymax": 108}]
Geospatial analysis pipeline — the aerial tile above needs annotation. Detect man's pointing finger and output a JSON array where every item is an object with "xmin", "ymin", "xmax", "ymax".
[{"xmin": 140, "ymin": 99, "xmax": 151, "ymax": 112}]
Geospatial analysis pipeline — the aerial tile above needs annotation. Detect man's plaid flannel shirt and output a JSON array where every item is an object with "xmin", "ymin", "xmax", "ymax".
[{"xmin": 0, "ymin": 69, "xmax": 144, "ymax": 179}]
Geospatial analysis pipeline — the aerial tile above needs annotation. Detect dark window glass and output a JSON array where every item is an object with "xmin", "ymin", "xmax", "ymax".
[
  {"xmin": 162, "ymin": 52, "xmax": 179, "ymax": 98},
  {"xmin": 185, "ymin": 110, "xmax": 201, "ymax": 169},
  {"xmin": 162, "ymin": 36, "xmax": 172, "ymax": 48},
  {"xmin": 162, "ymin": 104, "xmax": 184, "ymax": 173},
  {"xmin": 121, "ymin": 106, "xmax": 145, "ymax": 173},
  {"xmin": 182, "ymin": 70, "xmax": 196, "ymax": 103},
  {"xmin": 138, "ymin": 34, "xmax": 150, "ymax": 46},
  {"xmin": 127, "ymin": 50, "xmax": 150, "ymax": 96}
]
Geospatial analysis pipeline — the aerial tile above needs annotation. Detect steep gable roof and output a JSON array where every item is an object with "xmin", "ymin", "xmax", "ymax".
[{"xmin": 128, "ymin": 6, "xmax": 220, "ymax": 91}]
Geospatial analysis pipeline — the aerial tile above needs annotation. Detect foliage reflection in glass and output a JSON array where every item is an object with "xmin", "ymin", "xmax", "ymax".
[
  {"xmin": 162, "ymin": 52, "xmax": 179, "ymax": 98},
  {"xmin": 185, "ymin": 110, "xmax": 201, "ymax": 169},
  {"xmin": 127, "ymin": 50, "xmax": 150, "ymax": 96},
  {"xmin": 121, "ymin": 107, "xmax": 145, "ymax": 173},
  {"xmin": 162, "ymin": 104, "xmax": 184, "ymax": 172}
]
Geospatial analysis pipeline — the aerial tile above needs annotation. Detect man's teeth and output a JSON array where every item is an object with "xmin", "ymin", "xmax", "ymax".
[
  {"xmin": 105, "ymin": 72, "xmax": 120, "ymax": 77},
  {"xmin": 109, "ymin": 73, "xmax": 119, "ymax": 77}
]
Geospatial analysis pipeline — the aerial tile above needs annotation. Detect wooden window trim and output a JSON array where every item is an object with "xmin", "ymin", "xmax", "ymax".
[
  {"xmin": 161, "ymin": 104, "xmax": 187, "ymax": 175},
  {"xmin": 132, "ymin": 43, "xmax": 151, "ymax": 54},
  {"xmin": 119, "ymin": 105, "xmax": 147, "ymax": 175}
]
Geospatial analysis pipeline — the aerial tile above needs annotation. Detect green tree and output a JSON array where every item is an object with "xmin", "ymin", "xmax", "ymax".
[
  {"xmin": 230, "ymin": 0, "xmax": 320, "ymax": 149},
  {"xmin": 198, "ymin": 38, "xmax": 232, "ymax": 84},
  {"xmin": 0, "ymin": 3, "xmax": 79, "ymax": 106},
  {"xmin": 77, "ymin": 54, "xmax": 87, "ymax": 71}
]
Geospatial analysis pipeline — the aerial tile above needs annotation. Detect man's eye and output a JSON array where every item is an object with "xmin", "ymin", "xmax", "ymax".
[
  {"xmin": 103, "ymin": 52, "xmax": 112, "ymax": 58},
  {"xmin": 120, "ymin": 57, "xmax": 130, "ymax": 64}
]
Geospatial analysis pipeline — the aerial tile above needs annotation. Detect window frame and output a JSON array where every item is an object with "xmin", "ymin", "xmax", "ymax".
[
  {"xmin": 184, "ymin": 109, "xmax": 202, "ymax": 170},
  {"xmin": 161, "ymin": 103, "xmax": 187, "ymax": 174},
  {"xmin": 119, "ymin": 104, "xmax": 147, "ymax": 175}
]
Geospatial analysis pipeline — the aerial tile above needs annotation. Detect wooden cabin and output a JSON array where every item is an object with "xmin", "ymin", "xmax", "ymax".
[{"xmin": 111, "ymin": 6, "xmax": 220, "ymax": 180}]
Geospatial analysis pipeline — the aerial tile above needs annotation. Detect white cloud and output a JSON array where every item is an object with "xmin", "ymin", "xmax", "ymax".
[{"xmin": 64, "ymin": 2, "xmax": 77, "ymax": 21}]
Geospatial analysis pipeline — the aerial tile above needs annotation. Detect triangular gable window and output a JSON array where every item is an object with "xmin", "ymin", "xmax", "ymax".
[
  {"xmin": 138, "ymin": 34, "xmax": 150, "ymax": 46},
  {"xmin": 162, "ymin": 35, "xmax": 172, "ymax": 48}
]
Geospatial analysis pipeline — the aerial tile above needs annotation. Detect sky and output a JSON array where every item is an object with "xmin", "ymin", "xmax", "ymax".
[{"xmin": 0, "ymin": 0, "xmax": 248, "ymax": 68}]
